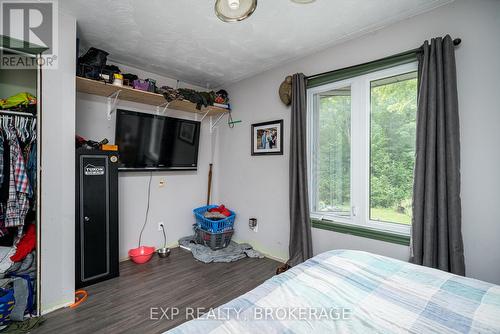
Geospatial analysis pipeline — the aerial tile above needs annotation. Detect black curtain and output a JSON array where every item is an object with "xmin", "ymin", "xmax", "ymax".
[
  {"xmin": 288, "ymin": 73, "xmax": 313, "ymax": 267},
  {"xmin": 410, "ymin": 35, "xmax": 465, "ymax": 275}
]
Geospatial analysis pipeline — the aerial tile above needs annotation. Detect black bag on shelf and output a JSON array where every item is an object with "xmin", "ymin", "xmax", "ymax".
[
  {"xmin": 77, "ymin": 47, "xmax": 110, "ymax": 81},
  {"xmin": 78, "ymin": 47, "xmax": 109, "ymax": 68},
  {"xmin": 77, "ymin": 63, "xmax": 101, "ymax": 80}
]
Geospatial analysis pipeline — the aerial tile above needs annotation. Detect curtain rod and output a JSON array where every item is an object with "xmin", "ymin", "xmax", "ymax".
[
  {"xmin": 307, "ymin": 37, "xmax": 461, "ymax": 81},
  {"xmin": 0, "ymin": 110, "xmax": 36, "ymax": 118}
]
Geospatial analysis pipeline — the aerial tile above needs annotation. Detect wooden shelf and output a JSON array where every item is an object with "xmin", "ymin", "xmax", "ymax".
[{"xmin": 76, "ymin": 76, "xmax": 229, "ymax": 115}]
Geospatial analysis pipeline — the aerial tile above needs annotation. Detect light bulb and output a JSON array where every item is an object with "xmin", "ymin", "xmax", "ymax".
[{"xmin": 227, "ymin": 0, "xmax": 240, "ymax": 10}]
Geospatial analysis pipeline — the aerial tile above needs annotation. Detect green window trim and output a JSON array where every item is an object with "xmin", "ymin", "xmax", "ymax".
[
  {"xmin": 308, "ymin": 51, "xmax": 417, "ymax": 247},
  {"xmin": 311, "ymin": 218, "xmax": 411, "ymax": 246},
  {"xmin": 307, "ymin": 51, "xmax": 418, "ymax": 89}
]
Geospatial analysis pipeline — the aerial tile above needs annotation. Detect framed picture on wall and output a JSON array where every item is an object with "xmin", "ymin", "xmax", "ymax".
[
  {"xmin": 251, "ymin": 120, "xmax": 284, "ymax": 156},
  {"xmin": 178, "ymin": 121, "xmax": 196, "ymax": 144}
]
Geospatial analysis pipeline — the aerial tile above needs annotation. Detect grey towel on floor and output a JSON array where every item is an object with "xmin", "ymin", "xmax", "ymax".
[{"xmin": 179, "ymin": 236, "xmax": 263, "ymax": 264}]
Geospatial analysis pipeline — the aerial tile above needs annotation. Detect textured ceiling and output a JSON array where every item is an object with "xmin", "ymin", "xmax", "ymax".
[{"xmin": 62, "ymin": 0, "xmax": 452, "ymax": 88}]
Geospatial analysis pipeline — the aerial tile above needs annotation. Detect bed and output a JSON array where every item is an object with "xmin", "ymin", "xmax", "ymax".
[{"xmin": 167, "ymin": 250, "xmax": 500, "ymax": 333}]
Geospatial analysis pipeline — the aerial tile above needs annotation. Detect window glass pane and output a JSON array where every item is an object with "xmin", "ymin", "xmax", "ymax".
[
  {"xmin": 370, "ymin": 72, "xmax": 417, "ymax": 224},
  {"xmin": 316, "ymin": 86, "xmax": 351, "ymax": 217}
]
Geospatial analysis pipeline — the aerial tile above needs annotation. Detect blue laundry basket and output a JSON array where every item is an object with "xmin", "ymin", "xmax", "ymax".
[
  {"xmin": 193, "ymin": 205, "xmax": 235, "ymax": 233},
  {"xmin": 0, "ymin": 288, "xmax": 15, "ymax": 326}
]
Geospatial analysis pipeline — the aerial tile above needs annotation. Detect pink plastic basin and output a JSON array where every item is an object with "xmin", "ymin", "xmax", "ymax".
[{"xmin": 128, "ymin": 246, "xmax": 155, "ymax": 264}]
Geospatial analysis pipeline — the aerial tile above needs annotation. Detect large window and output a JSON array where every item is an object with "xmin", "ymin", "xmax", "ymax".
[
  {"xmin": 308, "ymin": 63, "xmax": 417, "ymax": 235},
  {"xmin": 315, "ymin": 85, "xmax": 351, "ymax": 217}
]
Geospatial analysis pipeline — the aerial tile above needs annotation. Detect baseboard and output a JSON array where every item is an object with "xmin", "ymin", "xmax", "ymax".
[
  {"xmin": 261, "ymin": 252, "xmax": 287, "ymax": 264},
  {"xmin": 119, "ymin": 243, "xmax": 180, "ymax": 262},
  {"xmin": 119, "ymin": 240, "xmax": 286, "ymax": 264},
  {"xmin": 41, "ymin": 300, "xmax": 73, "ymax": 315},
  {"xmin": 230, "ymin": 237, "xmax": 287, "ymax": 264}
]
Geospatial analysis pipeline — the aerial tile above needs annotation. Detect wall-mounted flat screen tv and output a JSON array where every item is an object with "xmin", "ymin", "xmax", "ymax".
[{"xmin": 115, "ymin": 109, "xmax": 201, "ymax": 171}]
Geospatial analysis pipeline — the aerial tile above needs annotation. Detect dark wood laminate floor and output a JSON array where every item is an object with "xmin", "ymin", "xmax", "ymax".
[{"xmin": 34, "ymin": 248, "xmax": 280, "ymax": 334}]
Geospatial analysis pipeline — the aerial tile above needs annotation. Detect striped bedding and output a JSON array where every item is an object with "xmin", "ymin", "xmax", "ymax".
[{"xmin": 168, "ymin": 250, "xmax": 500, "ymax": 333}]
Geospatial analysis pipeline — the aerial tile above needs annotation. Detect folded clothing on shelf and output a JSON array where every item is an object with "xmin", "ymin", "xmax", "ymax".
[{"xmin": 0, "ymin": 92, "xmax": 37, "ymax": 111}]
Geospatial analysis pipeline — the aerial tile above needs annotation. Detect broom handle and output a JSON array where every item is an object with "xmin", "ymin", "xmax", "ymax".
[{"xmin": 207, "ymin": 163, "xmax": 213, "ymax": 205}]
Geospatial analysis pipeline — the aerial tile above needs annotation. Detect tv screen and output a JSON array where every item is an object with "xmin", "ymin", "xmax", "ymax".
[{"xmin": 115, "ymin": 109, "xmax": 200, "ymax": 170}]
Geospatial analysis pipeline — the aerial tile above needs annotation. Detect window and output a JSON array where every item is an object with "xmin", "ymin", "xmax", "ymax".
[
  {"xmin": 308, "ymin": 63, "xmax": 417, "ymax": 236},
  {"xmin": 314, "ymin": 85, "xmax": 351, "ymax": 217}
]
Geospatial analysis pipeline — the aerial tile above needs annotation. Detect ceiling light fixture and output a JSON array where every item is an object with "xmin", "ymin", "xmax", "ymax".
[
  {"xmin": 228, "ymin": 0, "xmax": 240, "ymax": 10},
  {"xmin": 215, "ymin": 0, "xmax": 257, "ymax": 22}
]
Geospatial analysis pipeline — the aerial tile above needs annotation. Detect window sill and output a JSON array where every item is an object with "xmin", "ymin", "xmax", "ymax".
[{"xmin": 311, "ymin": 218, "xmax": 410, "ymax": 246}]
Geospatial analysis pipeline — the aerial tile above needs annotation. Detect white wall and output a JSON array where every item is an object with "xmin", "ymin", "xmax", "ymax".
[
  {"xmin": 76, "ymin": 64, "xmax": 219, "ymax": 260},
  {"xmin": 40, "ymin": 12, "xmax": 76, "ymax": 313},
  {"xmin": 218, "ymin": 0, "xmax": 500, "ymax": 284},
  {"xmin": 0, "ymin": 69, "xmax": 37, "ymax": 96}
]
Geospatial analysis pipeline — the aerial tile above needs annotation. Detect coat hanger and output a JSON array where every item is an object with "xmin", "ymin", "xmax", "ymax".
[
  {"xmin": 22, "ymin": 117, "xmax": 28, "ymax": 142},
  {"xmin": 31, "ymin": 118, "xmax": 36, "ymax": 141},
  {"xmin": 1, "ymin": 116, "xmax": 10, "ymax": 139}
]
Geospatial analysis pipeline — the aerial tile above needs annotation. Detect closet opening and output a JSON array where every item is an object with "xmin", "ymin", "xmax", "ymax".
[{"xmin": 0, "ymin": 41, "xmax": 43, "ymax": 321}]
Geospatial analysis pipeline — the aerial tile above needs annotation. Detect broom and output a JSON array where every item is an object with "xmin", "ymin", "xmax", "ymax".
[{"xmin": 206, "ymin": 163, "xmax": 213, "ymax": 205}]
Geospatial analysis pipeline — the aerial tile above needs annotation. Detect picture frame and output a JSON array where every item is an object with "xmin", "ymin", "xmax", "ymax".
[
  {"xmin": 251, "ymin": 120, "xmax": 284, "ymax": 156},
  {"xmin": 178, "ymin": 121, "xmax": 196, "ymax": 144}
]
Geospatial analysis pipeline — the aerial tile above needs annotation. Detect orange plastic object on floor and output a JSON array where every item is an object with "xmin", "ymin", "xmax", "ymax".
[{"xmin": 70, "ymin": 290, "xmax": 88, "ymax": 308}]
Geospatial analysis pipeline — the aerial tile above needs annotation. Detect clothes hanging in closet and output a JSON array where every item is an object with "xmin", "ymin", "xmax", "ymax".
[
  {"xmin": 26, "ymin": 142, "xmax": 36, "ymax": 198},
  {"xmin": 0, "ymin": 119, "xmax": 37, "ymax": 236},
  {"xmin": 0, "ymin": 104, "xmax": 38, "ymax": 320},
  {"xmin": 5, "ymin": 127, "xmax": 31, "ymax": 230}
]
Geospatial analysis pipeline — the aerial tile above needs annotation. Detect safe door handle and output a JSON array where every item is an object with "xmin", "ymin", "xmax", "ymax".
[{"xmin": 84, "ymin": 216, "xmax": 91, "ymax": 223}]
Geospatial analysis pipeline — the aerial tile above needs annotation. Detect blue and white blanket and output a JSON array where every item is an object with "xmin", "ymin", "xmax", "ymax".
[{"xmin": 168, "ymin": 250, "xmax": 500, "ymax": 333}]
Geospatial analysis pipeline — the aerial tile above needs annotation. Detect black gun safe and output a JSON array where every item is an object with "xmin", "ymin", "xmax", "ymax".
[{"xmin": 76, "ymin": 149, "xmax": 119, "ymax": 288}]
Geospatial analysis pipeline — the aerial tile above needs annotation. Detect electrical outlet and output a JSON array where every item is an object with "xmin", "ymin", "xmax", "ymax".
[
  {"xmin": 159, "ymin": 178, "xmax": 166, "ymax": 188},
  {"xmin": 158, "ymin": 221, "xmax": 165, "ymax": 231},
  {"xmin": 249, "ymin": 218, "xmax": 258, "ymax": 232}
]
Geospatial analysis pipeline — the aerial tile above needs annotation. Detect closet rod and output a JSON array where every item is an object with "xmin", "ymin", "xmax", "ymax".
[{"xmin": 0, "ymin": 110, "xmax": 36, "ymax": 118}]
